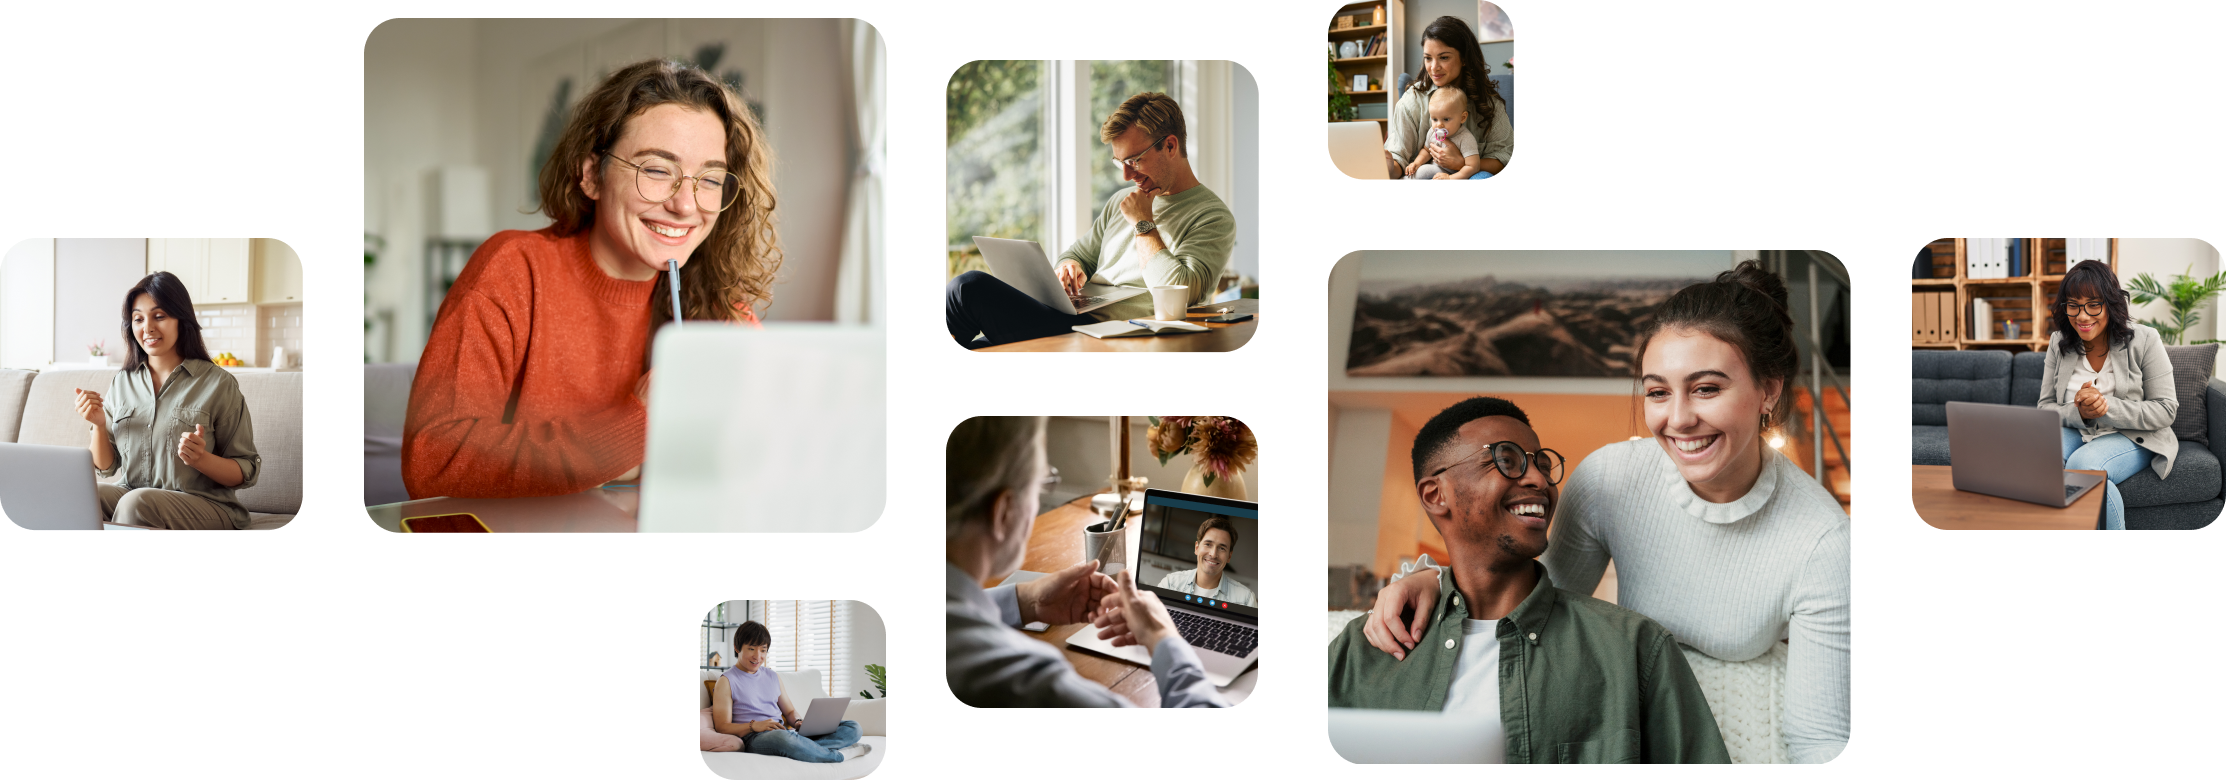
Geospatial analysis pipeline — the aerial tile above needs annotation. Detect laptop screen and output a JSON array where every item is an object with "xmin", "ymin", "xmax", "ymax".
[{"xmin": 1136, "ymin": 490, "xmax": 1259, "ymax": 621}]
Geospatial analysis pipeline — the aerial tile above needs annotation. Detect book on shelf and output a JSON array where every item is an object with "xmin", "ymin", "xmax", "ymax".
[{"xmin": 1973, "ymin": 297, "xmax": 1993, "ymax": 339}]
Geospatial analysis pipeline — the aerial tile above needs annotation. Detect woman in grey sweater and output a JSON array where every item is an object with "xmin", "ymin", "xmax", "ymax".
[{"xmin": 2040, "ymin": 260, "xmax": 2178, "ymax": 531}]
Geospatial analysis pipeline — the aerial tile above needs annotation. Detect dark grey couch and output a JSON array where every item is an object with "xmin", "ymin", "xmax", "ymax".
[{"xmin": 1912, "ymin": 350, "xmax": 2223, "ymax": 529}]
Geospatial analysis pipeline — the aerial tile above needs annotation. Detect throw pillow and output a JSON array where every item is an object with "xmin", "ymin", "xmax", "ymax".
[
  {"xmin": 2164, "ymin": 344, "xmax": 2217, "ymax": 445},
  {"xmin": 700, "ymin": 708, "xmax": 743, "ymax": 752}
]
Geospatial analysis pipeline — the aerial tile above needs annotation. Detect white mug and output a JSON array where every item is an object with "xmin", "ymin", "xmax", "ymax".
[{"xmin": 1149, "ymin": 285, "xmax": 1189, "ymax": 321}]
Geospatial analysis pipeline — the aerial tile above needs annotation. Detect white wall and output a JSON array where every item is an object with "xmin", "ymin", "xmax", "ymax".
[
  {"xmin": 52, "ymin": 239, "xmax": 146, "ymax": 364},
  {"xmin": 845, "ymin": 601, "xmax": 887, "ymax": 700},
  {"xmin": 1, "ymin": 239, "xmax": 56, "ymax": 369},
  {"xmin": 1044, "ymin": 416, "xmax": 1260, "ymax": 503},
  {"xmin": 364, "ymin": 18, "xmax": 482, "ymax": 362},
  {"xmin": 1229, "ymin": 63, "xmax": 1259, "ymax": 283},
  {"xmin": 1327, "ymin": 407, "xmax": 1391, "ymax": 568},
  {"xmin": 2117, "ymin": 238, "xmax": 2222, "ymax": 347}
]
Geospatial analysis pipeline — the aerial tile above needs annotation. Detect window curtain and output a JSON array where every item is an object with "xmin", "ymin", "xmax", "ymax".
[{"xmin": 833, "ymin": 20, "xmax": 885, "ymax": 325}]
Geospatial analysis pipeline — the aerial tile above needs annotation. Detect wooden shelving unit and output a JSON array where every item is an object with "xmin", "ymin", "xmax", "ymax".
[
  {"xmin": 1330, "ymin": 1, "xmax": 1400, "ymax": 130},
  {"xmin": 1912, "ymin": 238, "xmax": 2119, "ymax": 351}
]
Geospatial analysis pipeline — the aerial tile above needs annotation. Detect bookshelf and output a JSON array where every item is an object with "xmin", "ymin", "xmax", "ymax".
[
  {"xmin": 1329, "ymin": 1, "xmax": 1401, "ymax": 130},
  {"xmin": 1912, "ymin": 238, "xmax": 2119, "ymax": 351}
]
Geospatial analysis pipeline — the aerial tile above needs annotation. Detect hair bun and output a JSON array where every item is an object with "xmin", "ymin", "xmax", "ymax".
[{"xmin": 1724, "ymin": 259, "xmax": 1791, "ymax": 312}]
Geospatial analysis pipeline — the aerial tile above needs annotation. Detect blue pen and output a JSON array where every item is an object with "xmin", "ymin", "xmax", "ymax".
[{"xmin": 667, "ymin": 259, "xmax": 683, "ymax": 327}]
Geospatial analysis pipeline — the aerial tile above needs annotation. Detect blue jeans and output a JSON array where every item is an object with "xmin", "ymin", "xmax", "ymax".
[
  {"xmin": 742, "ymin": 720, "xmax": 859, "ymax": 763},
  {"xmin": 2060, "ymin": 429, "xmax": 2154, "ymax": 530}
]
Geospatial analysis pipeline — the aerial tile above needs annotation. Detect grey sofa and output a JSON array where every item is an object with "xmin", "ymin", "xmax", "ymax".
[
  {"xmin": 0, "ymin": 367, "xmax": 301, "ymax": 528},
  {"xmin": 1912, "ymin": 350, "xmax": 2223, "ymax": 529},
  {"xmin": 364, "ymin": 363, "xmax": 417, "ymax": 506}
]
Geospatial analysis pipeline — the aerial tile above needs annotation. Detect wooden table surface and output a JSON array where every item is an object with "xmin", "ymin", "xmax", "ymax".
[
  {"xmin": 985, "ymin": 494, "xmax": 1163, "ymax": 706},
  {"xmin": 977, "ymin": 299, "xmax": 1259, "ymax": 353},
  {"xmin": 1912, "ymin": 465, "xmax": 2105, "ymax": 530},
  {"xmin": 365, "ymin": 489, "xmax": 640, "ymax": 533}
]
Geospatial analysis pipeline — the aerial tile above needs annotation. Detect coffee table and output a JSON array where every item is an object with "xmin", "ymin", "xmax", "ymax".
[{"xmin": 1911, "ymin": 465, "xmax": 2106, "ymax": 530}]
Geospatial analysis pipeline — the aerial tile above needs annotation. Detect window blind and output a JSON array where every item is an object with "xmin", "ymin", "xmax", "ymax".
[{"xmin": 751, "ymin": 600, "xmax": 855, "ymax": 698}]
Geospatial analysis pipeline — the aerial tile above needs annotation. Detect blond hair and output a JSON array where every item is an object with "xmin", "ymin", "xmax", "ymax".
[
  {"xmin": 1099, "ymin": 92, "xmax": 1187, "ymax": 158},
  {"xmin": 946, "ymin": 417, "xmax": 1046, "ymax": 542},
  {"xmin": 535, "ymin": 59, "xmax": 781, "ymax": 325}
]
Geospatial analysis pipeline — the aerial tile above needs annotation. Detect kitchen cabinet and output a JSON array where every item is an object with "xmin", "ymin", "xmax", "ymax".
[
  {"xmin": 252, "ymin": 239, "xmax": 302, "ymax": 303},
  {"xmin": 146, "ymin": 238, "xmax": 251, "ymax": 304}
]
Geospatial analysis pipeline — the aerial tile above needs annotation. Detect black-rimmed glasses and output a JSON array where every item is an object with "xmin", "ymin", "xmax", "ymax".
[
  {"xmin": 2060, "ymin": 299, "xmax": 2107, "ymax": 317},
  {"xmin": 1427, "ymin": 441, "xmax": 1567, "ymax": 485},
  {"xmin": 601, "ymin": 152, "xmax": 742, "ymax": 212}
]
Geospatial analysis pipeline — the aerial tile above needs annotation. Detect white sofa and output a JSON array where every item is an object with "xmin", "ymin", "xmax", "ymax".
[{"xmin": 700, "ymin": 668, "xmax": 886, "ymax": 780}]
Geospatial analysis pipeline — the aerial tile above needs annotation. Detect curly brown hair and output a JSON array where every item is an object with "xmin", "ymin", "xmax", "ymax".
[
  {"xmin": 1408, "ymin": 16, "xmax": 1502, "ymax": 143},
  {"xmin": 535, "ymin": 59, "xmax": 781, "ymax": 325}
]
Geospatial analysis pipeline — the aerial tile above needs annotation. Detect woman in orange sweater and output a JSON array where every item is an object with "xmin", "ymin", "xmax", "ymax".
[{"xmin": 402, "ymin": 59, "xmax": 781, "ymax": 499}]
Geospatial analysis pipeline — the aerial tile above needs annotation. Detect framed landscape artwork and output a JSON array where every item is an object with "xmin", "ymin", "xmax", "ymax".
[{"xmin": 1344, "ymin": 251, "xmax": 1731, "ymax": 377}]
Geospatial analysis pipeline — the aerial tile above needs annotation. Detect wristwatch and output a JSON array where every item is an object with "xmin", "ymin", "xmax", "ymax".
[{"xmin": 1133, "ymin": 219, "xmax": 1157, "ymax": 237}]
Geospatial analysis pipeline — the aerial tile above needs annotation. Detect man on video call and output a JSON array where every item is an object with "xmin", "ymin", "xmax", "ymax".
[
  {"xmin": 945, "ymin": 91, "xmax": 1237, "ymax": 348},
  {"xmin": 1154, "ymin": 515, "xmax": 1255, "ymax": 607}
]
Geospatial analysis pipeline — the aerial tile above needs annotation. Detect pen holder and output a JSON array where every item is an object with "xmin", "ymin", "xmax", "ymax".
[{"xmin": 1082, "ymin": 517, "xmax": 1127, "ymax": 577}]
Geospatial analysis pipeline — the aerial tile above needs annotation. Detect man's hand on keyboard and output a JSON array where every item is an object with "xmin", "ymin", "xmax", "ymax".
[{"xmin": 1056, "ymin": 260, "xmax": 1088, "ymax": 297}]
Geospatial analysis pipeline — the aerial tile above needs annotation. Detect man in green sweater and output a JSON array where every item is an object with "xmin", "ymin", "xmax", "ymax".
[{"xmin": 946, "ymin": 92, "xmax": 1236, "ymax": 347}]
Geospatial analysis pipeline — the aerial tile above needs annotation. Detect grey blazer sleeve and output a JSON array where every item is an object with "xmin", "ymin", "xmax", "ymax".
[
  {"xmin": 2102, "ymin": 328, "xmax": 2179, "ymax": 432},
  {"xmin": 2036, "ymin": 333, "xmax": 2083, "ymax": 428},
  {"xmin": 1149, "ymin": 637, "xmax": 1230, "ymax": 708}
]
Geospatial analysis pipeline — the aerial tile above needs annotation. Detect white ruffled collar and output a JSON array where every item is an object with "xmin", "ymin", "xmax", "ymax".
[{"xmin": 1662, "ymin": 441, "xmax": 1781, "ymax": 525}]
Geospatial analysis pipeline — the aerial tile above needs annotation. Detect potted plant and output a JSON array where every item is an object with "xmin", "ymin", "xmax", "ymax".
[
  {"xmin": 1147, "ymin": 416, "xmax": 1257, "ymax": 500},
  {"xmin": 1327, "ymin": 48, "xmax": 1356, "ymax": 122},
  {"xmin": 2127, "ymin": 265, "xmax": 2226, "ymax": 345},
  {"xmin": 857, "ymin": 664, "xmax": 885, "ymax": 699}
]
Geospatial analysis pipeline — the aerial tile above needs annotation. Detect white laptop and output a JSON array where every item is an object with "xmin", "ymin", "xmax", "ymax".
[
  {"xmin": 1327, "ymin": 709, "xmax": 1505, "ymax": 763},
  {"xmin": 1327, "ymin": 121, "xmax": 1390, "ymax": 180},
  {"xmin": 636, "ymin": 324, "xmax": 885, "ymax": 532},
  {"xmin": 0, "ymin": 443, "xmax": 108, "ymax": 530},
  {"xmin": 971, "ymin": 236, "xmax": 1146, "ymax": 315},
  {"xmin": 1065, "ymin": 489, "xmax": 1258, "ymax": 687}
]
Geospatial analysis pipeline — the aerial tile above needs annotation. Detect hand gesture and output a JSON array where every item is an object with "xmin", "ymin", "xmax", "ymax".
[
  {"xmin": 1119, "ymin": 184, "xmax": 1160, "ymax": 224},
  {"xmin": 176, "ymin": 424, "xmax": 208, "ymax": 466},
  {"xmin": 1092, "ymin": 570, "xmax": 1176, "ymax": 650},
  {"xmin": 2075, "ymin": 381, "xmax": 2108, "ymax": 419},
  {"xmin": 73, "ymin": 389, "xmax": 104, "ymax": 427},
  {"xmin": 1404, "ymin": 156, "xmax": 1425, "ymax": 176},
  {"xmin": 1017, "ymin": 559, "xmax": 1115, "ymax": 626},
  {"xmin": 1362, "ymin": 570, "xmax": 1442, "ymax": 661},
  {"xmin": 1432, "ymin": 172, "xmax": 1454, "ymax": 180},
  {"xmin": 1055, "ymin": 260, "xmax": 1089, "ymax": 297}
]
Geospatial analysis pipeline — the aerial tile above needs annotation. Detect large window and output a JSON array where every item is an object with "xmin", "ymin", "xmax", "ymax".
[
  {"xmin": 946, "ymin": 60, "xmax": 1044, "ymax": 277},
  {"xmin": 712, "ymin": 600, "xmax": 857, "ymax": 699},
  {"xmin": 1086, "ymin": 61, "xmax": 1171, "ymax": 207}
]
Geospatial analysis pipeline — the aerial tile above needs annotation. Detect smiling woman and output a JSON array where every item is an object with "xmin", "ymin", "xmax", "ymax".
[
  {"xmin": 77, "ymin": 271, "xmax": 263, "ymax": 528},
  {"xmin": 401, "ymin": 59, "xmax": 782, "ymax": 500}
]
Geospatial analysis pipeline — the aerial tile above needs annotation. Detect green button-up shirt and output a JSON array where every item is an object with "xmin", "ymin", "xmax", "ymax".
[
  {"xmin": 1328, "ymin": 563, "xmax": 1729, "ymax": 764},
  {"xmin": 97, "ymin": 359, "xmax": 261, "ymax": 528}
]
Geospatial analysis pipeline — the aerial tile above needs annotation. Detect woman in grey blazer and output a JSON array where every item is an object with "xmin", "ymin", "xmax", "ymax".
[{"xmin": 2037, "ymin": 260, "xmax": 2178, "ymax": 530}]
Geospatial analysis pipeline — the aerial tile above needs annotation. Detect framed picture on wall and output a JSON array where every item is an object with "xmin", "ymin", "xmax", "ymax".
[{"xmin": 1477, "ymin": 1, "xmax": 1515, "ymax": 43}]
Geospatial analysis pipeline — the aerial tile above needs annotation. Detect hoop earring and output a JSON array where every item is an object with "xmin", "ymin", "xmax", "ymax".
[{"xmin": 1760, "ymin": 411, "xmax": 1773, "ymax": 428}]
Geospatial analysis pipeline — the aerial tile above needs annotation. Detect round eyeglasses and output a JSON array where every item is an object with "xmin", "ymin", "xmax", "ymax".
[
  {"xmin": 2060, "ymin": 299, "xmax": 2107, "ymax": 318},
  {"xmin": 1427, "ymin": 441, "xmax": 1567, "ymax": 485},
  {"xmin": 602, "ymin": 152, "xmax": 742, "ymax": 213}
]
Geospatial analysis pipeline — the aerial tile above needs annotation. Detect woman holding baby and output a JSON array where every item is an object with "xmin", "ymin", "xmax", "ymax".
[{"xmin": 1371, "ymin": 15, "xmax": 1513, "ymax": 179}]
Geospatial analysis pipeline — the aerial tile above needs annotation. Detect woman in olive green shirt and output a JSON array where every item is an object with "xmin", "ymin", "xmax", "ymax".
[{"xmin": 71, "ymin": 271, "xmax": 261, "ymax": 529}]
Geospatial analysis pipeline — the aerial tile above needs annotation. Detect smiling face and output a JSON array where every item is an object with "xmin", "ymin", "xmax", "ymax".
[
  {"xmin": 129, "ymin": 293, "xmax": 180, "ymax": 361},
  {"xmin": 579, "ymin": 103, "xmax": 728, "ymax": 280},
  {"xmin": 1419, "ymin": 416, "xmax": 1557, "ymax": 565},
  {"xmin": 1421, "ymin": 37, "xmax": 1463, "ymax": 87},
  {"xmin": 737, "ymin": 643, "xmax": 769, "ymax": 673},
  {"xmin": 2062, "ymin": 286, "xmax": 2109, "ymax": 345},
  {"xmin": 1108, "ymin": 123, "xmax": 1176, "ymax": 195},
  {"xmin": 1193, "ymin": 527, "xmax": 1233, "ymax": 581},
  {"xmin": 1641, "ymin": 328, "xmax": 1783, "ymax": 503}
]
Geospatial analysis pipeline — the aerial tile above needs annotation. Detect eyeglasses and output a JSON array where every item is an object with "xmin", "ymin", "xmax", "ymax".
[
  {"xmin": 2061, "ymin": 300, "xmax": 2107, "ymax": 317},
  {"xmin": 601, "ymin": 152, "xmax": 741, "ymax": 213},
  {"xmin": 1111, "ymin": 138, "xmax": 1167, "ymax": 171},
  {"xmin": 1427, "ymin": 441, "xmax": 1567, "ymax": 485}
]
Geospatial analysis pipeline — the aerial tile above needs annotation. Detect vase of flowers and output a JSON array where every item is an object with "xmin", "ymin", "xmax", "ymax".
[{"xmin": 1147, "ymin": 416, "xmax": 1256, "ymax": 500}]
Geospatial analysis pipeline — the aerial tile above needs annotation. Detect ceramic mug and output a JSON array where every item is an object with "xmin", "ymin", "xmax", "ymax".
[{"xmin": 1149, "ymin": 285, "xmax": 1189, "ymax": 321}]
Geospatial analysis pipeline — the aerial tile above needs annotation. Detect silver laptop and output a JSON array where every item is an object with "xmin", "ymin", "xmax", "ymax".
[
  {"xmin": 971, "ymin": 236, "xmax": 1146, "ymax": 315},
  {"xmin": 1328, "ymin": 709, "xmax": 1504, "ymax": 763},
  {"xmin": 0, "ymin": 443, "xmax": 106, "ymax": 530},
  {"xmin": 795, "ymin": 696, "xmax": 850, "ymax": 737},
  {"xmin": 1946, "ymin": 401, "xmax": 2105, "ymax": 507},
  {"xmin": 1327, "ymin": 120, "xmax": 1390, "ymax": 180},
  {"xmin": 636, "ymin": 324, "xmax": 885, "ymax": 532},
  {"xmin": 1066, "ymin": 489, "xmax": 1258, "ymax": 687}
]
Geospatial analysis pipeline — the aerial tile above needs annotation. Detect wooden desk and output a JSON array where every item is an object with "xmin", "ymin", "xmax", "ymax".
[
  {"xmin": 1912, "ymin": 465, "xmax": 2105, "ymax": 530},
  {"xmin": 977, "ymin": 299, "xmax": 1259, "ymax": 353},
  {"xmin": 366, "ymin": 489, "xmax": 639, "ymax": 533},
  {"xmin": 986, "ymin": 495, "xmax": 1159, "ymax": 704}
]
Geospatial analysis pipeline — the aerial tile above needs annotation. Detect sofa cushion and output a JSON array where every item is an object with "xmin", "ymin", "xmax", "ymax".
[
  {"xmin": 2010, "ymin": 351, "xmax": 2048, "ymax": 407},
  {"xmin": 699, "ymin": 708, "xmax": 743, "ymax": 752},
  {"xmin": 2118, "ymin": 442, "xmax": 2221, "ymax": 509},
  {"xmin": 1912, "ymin": 350, "xmax": 2013, "ymax": 425},
  {"xmin": 0, "ymin": 369, "xmax": 36, "ymax": 443},
  {"xmin": 231, "ymin": 372, "xmax": 302, "ymax": 516},
  {"xmin": 1912, "ymin": 425, "xmax": 1951, "ymax": 466},
  {"xmin": 2163, "ymin": 344, "xmax": 2216, "ymax": 445}
]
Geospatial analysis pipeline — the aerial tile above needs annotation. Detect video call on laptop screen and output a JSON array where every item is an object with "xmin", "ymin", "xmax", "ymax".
[{"xmin": 1137, "ymin": 491, "xmax": 1260, "ymax": 621}]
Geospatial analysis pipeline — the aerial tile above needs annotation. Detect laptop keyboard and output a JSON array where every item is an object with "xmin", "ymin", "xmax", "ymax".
[
  {"xmin": 1170, "ymin": 609, "xmax": 1257, "ymax": 657},
  {"xmin": 2065, "ymin": 483, "xmax": 2083, "ymax": 498},
  {"xmin": 1070, "ymin": 294, "xmax": 1113, "ymax": 308}
]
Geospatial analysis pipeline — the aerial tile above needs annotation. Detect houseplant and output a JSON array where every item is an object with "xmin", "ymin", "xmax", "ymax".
[
  {"xmin": 857, "ymin": 664, "xmax": 885, "ymax": 700},
  {"xmin": 2127, "ymin": 264, "xmax": 2226, "ymax": 345},
  {"xmin": 1147, "ymin": 416, "xmax": 1257, "ymax": 500},
  {"xmin": 1327, "ymin": 48, "xmax": 1356, "ymax": 122}
]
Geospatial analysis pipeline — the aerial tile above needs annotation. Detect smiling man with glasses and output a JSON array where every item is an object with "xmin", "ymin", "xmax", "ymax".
[
  {"xmin": 1327, "ymin": 396, "xmax": 1729, "ymax": 763},
  {"xmin": 946, "ymin": 92, "xmax": 1237, "ymax": 347}
]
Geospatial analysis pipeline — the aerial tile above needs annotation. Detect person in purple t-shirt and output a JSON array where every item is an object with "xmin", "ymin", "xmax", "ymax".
[{"xmin": 709, "ymin": 621, "xmax": 865, "ymax": 763}]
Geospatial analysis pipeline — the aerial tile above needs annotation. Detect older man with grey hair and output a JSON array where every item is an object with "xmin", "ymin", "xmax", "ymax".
[{"xmin": 944, "ymin": 416, "xmax": 1227, "ymax": 707}]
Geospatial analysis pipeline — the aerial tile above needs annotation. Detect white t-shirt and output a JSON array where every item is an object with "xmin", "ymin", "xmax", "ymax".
[
  {"xmin": 1442, "ymin": 618, "xmax": 1508, "ymax": 764},
  {"xmin": 1156, "ymin": 569, "xmax": 1257, "ymax": 607},
  {"xmin": 2067, "ymin": 351, "xmax": 2118, "ymax": 441}
]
